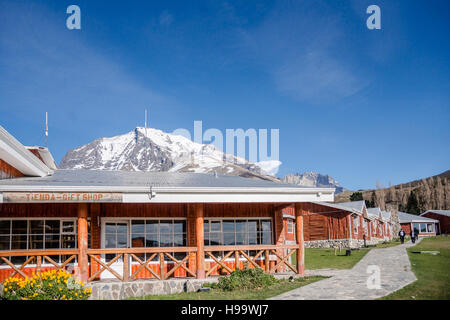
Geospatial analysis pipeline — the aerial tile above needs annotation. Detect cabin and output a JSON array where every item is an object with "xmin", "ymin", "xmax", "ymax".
[
  {"xmin": 420, "ymin": 210, "xmax": 450, "ymax": 235},
  {"xmin": 0, "ymin": 126, "xmax": 336, "ymax": 283},
  {"xmin": 381, "ymin": 210, "xmax": 393, "ymax": 241},
  {"xmin": 282, "ymin": 200, "xmax": 371, "ymax": 248},
  {"xmin": 398, "ymin": 211, "xmax": 438, "ymax": 237},
  {"xmin": 367, "ymin": 208, "xmax": 386, "ymax": 242}
]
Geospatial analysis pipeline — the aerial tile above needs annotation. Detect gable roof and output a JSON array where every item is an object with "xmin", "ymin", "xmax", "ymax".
[
  {"xmin": 337, "ymin": 200, "xmax": 366, "ymax": 213},
  {"xmin": 421, "ymin": 210, "xmax": 450, "ymax": 218},
  {"xmin": 367, "ymin": 207, "xmax": 382, "ymax": 220},
  {"xmin": 316, "ymin": 200, "xmax": 365, "ymax": 215},
  {"xmin": 381, "ymin": 210, "xmax": 391, "ymax": 221},
  {"xmin": 398, "ymin": 211, "xmax": 439, "ymax": 224}
]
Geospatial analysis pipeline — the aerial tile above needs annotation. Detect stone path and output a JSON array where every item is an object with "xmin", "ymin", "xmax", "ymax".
[{"xmin": 270, "ymin": 240, "xmax": 420, "ymax": 300}]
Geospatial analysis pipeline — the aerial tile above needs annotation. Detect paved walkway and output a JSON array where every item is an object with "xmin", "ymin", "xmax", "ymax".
[{"xmin": 270, "ymin": 240, "xmax": 420, "ymax": 300}]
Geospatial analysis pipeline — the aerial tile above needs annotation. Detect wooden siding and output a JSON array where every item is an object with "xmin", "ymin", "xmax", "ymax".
[
  {"xmin": 27, "ymin": 149, "xmax": 45, "ymax": 164},
  {"xmin": 422, "ymin": 212, "xmax": 450, "ymax": 234},
  {"xmin": 401, "ymin": 223, "xmax": 411, "ymax": 234},
  {"xmin": 0, "ymin": 158, "xmax": 24, "ymax": 180},
  {"xmin": 284, "ymin": 203, "xmax": 353, "ymax": 241}
]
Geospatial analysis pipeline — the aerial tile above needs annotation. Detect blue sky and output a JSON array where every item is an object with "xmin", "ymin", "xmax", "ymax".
[{"xmin": 0, "ymin": 0, "xmax": 449, "ymax": 190}]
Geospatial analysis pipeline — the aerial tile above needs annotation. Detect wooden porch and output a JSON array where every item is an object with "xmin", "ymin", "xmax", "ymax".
[
  {"xmin": 0, "ymin": 202, "xmax": 307, "ymax": 282},
  {"xmin": 0, "ymin": 244, "xmax": 300, "ymax": 282}
]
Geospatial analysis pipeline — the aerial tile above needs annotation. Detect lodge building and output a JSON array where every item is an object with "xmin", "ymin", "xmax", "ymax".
[
  {"xmin": 0, "ymin": 125, "xmax": 336, "ymax": 283},
  {"xmin": 282, "ymin": 200, "xmax": 394, "ymax": 248},
  {"xmin": 398, "ymin": 211, "xmax": 439, "ymax": 237}
]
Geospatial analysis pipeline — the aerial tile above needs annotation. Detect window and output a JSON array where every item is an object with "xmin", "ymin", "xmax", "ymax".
[
  {"xmin": 363, "ymin": 219, "xmax": 368, "ymax": 236},
  {"xmin": 352, "ymin": 215, "xmax": 359, "ymax": 233},
  {"xmin": 420, "ymin": 223, "xmax": 427, "ymax": 233},
  {"xmin": 204, "ymin": 219, "xmax": 273, "ymax": 246},
  {"xmin": 0, "ymin": 219, "xmax": 77, "ymax": 265},
  {"xmin": 130, "ymin": 219, "xmax": 186, "ymax": 260},
  {"xmin": 287, "ymin": 219, "xmax": 294, "ymax": 234},
  {"xmin": 427, "ymin": 224, "xmax": 434, "ymax": 233},
  {"xmin": 413, "ymin": 223, "xmax": 420, "ymax": 235}
]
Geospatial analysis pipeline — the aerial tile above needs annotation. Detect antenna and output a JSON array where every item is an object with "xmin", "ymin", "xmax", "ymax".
[
  {"xmin": 45, "ymin": 112, "xmax": 48, "ymax": 147},
  {"xmin": 144, "ymin": 108, "xmax": 148, "ymax": 136}
]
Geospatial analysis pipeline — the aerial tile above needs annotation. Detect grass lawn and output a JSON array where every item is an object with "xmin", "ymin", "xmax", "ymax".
[
  {"xmin": 292, "ymin": 239, "xmax": 401, "ymax": 270},
  {"xmin": 289, "ymin": 248, "xmax": 370, "ymax": 270},
  {"xmin": 371, "ymin": 238, "xmax": 405, "ymax": 248},
  {"xmin": 381, "ymin": 235, "xmax": 450, "ymax": 300},
  {"xmin": 129, "ymin": 276, "xmax": 326, "ymax": 300}
]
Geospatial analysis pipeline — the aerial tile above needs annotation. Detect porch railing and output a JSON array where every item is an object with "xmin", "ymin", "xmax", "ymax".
[
  {"xmin": 204, "ymin": 244, "xmax": 298, "ymax": 276},
  {"xmin": 86, "ymin": 247, "xmax": 198, "ymax": 282},
  {"xmin": 0, "ymin": 249, "xmax": 79, "ymax": 279},
  {"xmin": 0, "ymin": 244, "xmax": 300, "ymax": 282}
]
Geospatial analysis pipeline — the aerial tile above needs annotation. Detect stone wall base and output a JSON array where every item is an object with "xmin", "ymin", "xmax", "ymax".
[
  {"xmin": 305, "ymin": 239, "xmax": 352, "ymax": 249},
  {"xmin": 86, "ymin": 278, "xmax": 219, "ymax": 300},
  {"xmin": 305, "ymin": 237, "xmax": 388, "ymax": 249}
]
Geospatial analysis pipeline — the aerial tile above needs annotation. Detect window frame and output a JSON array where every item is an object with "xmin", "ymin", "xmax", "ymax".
[
  {"xmin": 203, "ymin": 217, "xmax": 273, "ymax": 247},
  {"xmin": 0, "ymin": 217, "xmax": 79, "ymax": 267},
  {"xmin": 287, "ymin": 219, "xmax": 294, "ymax": 234}
]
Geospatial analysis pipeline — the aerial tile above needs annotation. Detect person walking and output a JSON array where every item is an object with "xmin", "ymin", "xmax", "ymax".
[
  {"xmin": 411, "ymin": 229, "xmax": 416, "ymax": 244},
  {"xmin": 398, "ymin": 230, "xmax": 406, "ymax": 244}
]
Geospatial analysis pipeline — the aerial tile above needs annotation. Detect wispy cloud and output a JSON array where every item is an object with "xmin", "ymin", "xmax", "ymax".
[
  {"xmin": 159, "ymin": 10, "xmax": 174, "ymax": 27},
  {"xmin": 234, "ymin": 1, "xmax": 369, "ymax": 104},
  {"xmin": 0, "ymin": 2, "xmax": 173, "ymax": 127}
]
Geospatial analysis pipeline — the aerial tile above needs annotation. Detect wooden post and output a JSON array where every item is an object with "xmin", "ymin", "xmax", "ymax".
[
  {"xmin": 123, "ymin": 253, "xmax": 129, "ymax": 282},
  {"xmin": 235, "ymin": 250, "xmax": 239, "ymax": 271},
  {"xmin": 195, "ymin": 203, "xmax": 205, "ymax": 279},
  {"xmin": 77, "ymin": 203, "xmax": 89, "ymax": 282},
  {"xmin": 36, "ymin": 256, "xmax": 42, "ymax": 276},
  {"xmin": 264, "ymin": 250, "xmax": 270, "ymax": 272},
  {"xmin": 160, "ymin": 252, "xmax": 165, "ymax": 280},
  {"xmin": 294, "ymin": 203, "xmax": 305, "ymax": 276}
]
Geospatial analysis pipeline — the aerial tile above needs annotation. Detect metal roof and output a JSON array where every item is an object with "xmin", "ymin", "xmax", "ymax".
[
  {"xmin": 316, "ymin": 201, "xmax": 364, "ymax": 215},
  {"xmin": 336, "ymin": 200, "xmax": 366, "ymax": 213},
  {"xmin": 398, "ymin": 211, "xmax": 439, "ymax": 224},
  {"xmin": 0, "ymin": 169, "xmax": 331, "ymax": 190},
  {"xmin": 0, "ymin": 169, "xmax": 336, "ymax": 204},
  {"xmin": 381, "ymin": 210, "xmax": 391, "ymax": 220},
  {"xmin": 367, "ymin": 207, "xmax": 381, "ymax": 217},
  {"xmin": 421, "ymin": 210, "xmax": 450, "ymax": 218}
]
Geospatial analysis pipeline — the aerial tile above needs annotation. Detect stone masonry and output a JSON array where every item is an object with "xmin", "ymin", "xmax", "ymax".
[{"xmin": 86, "ymin": 278, "xmax": 219, "ymax": 300}]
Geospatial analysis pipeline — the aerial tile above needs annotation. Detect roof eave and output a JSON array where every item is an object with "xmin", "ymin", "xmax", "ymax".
[{"xmin": 0, "ymin": 126, "xmax": 53, "ymax": 177}]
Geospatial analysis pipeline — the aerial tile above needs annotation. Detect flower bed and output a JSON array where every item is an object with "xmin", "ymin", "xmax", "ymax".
[{"xmin": 1, "ymin": 270, "xmax": 91, "ymax": 300}]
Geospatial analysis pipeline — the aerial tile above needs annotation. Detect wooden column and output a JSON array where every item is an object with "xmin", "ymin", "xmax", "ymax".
[
  {"xmin": 77, "ymin": 203, "xmax": 89, "ymax": 282},
  {"xmin": 195, "ymin": 203, "xmax": 205, "ymax": 279},
  {"xmin": 294, "ymin": 203, "xmax": 305, "ymax": 276},
  {"xmin": 273, "ymin": 207, "xmax": 285, "ymax": 272}
]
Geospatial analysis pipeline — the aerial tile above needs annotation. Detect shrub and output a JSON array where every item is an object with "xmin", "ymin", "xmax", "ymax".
[
  {"xmin": 0, "ymin": 269, "xmax": 91, "ymax": 300},
  {"xmin": 215, "ymin": 268, "xmax": 276, "ymax": 291}
]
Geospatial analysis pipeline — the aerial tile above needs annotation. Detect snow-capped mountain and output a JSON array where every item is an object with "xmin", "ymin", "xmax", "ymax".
[
  {"xmin": 59, "ymin": 127, "xmax": 280, "ymax": 181},
  {"xmin": 282, "ymin": 172, "xmax": 344, "ymax": 193},
  {"xmin": 59, "ymin": 127, "xmax": 344, "ymax": 191}
]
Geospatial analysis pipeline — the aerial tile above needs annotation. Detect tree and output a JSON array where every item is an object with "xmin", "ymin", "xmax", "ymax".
[
  {"xmin": 350, "ymin": 192, "xmax": 363, "ymax": 202},
  {"xmin": 365, "ymin": 199, "xmax": 375, "ymax": 208},
  {"xmin": 405, "ymin": 191, "xmax": 420, "ymax": 214}
]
